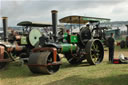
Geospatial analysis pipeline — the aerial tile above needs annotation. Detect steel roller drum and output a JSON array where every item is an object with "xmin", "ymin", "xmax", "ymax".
[
  {"xmin": 28, "ymin": 51, "xmax": 60, "ymax": 74},
  {"xmin": 29, "ymin": 29, "xmax": 42, "ymax": 47}
]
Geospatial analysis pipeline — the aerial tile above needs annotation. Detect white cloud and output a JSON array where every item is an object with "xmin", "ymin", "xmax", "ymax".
[{"xmin": 0, "ymin": 0, "xmax": 128, "ymax": 26}]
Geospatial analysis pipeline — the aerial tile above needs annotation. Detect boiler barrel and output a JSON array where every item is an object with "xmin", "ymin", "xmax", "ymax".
[{"xmin": 59, "ymin": 44, "xmax": 77, "ymax": 53}]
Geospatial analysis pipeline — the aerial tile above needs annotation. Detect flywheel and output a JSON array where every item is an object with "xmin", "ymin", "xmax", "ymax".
[{"xmin": 28, "ymin": 29, "xmax": 42, "ymax": 47}]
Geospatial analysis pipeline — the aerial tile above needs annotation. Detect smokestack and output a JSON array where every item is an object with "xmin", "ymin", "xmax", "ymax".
[
  {"xmin": 51, "ymin": 10, "xmax": 58, "ymax": 42},
  {"xmin": 2, "ymin": 17, "xmax": 8, "ymax": 41}
]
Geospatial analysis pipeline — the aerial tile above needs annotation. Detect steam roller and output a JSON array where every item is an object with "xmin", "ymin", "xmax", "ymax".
[
  {"xmin": 0, "ymin": 17, "xmax": 47, "ymax": 69},
  {"xmin": 27, "ymin": 10, "xmax": 104, "ymax": 74}
]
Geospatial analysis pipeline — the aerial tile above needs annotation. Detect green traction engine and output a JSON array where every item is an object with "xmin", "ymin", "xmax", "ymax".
[{"xmin": 27, "ymin": 10, "xmax": 104, "ymax": 74}]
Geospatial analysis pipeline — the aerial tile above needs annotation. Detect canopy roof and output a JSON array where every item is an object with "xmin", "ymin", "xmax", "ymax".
[
  {"xmin": 59, "ymin": 15, "xmax": 110, "ymax": 24},
  {"xmin": 100, "ymin": 21, "xmax": 128, "ymax": 27},
  {"xmin": 17, "ymin": 21, "xmax": 52, "ymax": 27}
]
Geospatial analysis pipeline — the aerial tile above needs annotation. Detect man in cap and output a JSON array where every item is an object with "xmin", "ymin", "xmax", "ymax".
[{"xmin": 107, "ymin": 33, "xmax": 115, "ymax": 63}]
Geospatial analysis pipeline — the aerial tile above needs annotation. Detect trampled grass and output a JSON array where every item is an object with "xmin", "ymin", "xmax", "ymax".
[{"xmin": 0, "ymin": 47, "xmax": 128, "ymax": 85}]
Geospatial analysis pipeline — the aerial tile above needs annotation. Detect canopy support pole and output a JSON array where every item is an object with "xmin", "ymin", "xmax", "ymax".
[
  {"xmin": 70, "ymin": 17, "xmax": 72, "ymax": 33},
  {"xmin": 79, "ymin": 16, "xmax": 80, "ymax": 31}
]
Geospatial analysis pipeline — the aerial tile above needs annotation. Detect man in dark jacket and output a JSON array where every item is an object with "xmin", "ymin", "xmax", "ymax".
[{"xmin": 108, "ymin": 33, "xmax": 115, "ymax": 63}]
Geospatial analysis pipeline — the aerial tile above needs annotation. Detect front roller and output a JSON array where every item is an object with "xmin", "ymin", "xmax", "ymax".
[
  {"xmin": 28, "ymin": 51, "xmax": 61, "ymax": 74},
  {"xmin": 85, "ymin": 39, "xmax": 104, "ymax": 65}
]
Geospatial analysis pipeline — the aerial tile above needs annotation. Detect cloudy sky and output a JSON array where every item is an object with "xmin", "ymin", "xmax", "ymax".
[{"xmin": 0, "ymin": 0, "xmax": 128, "ymax": 26}]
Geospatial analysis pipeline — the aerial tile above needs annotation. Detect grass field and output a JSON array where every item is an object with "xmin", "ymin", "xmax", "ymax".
[{"xmin": 0, "ymin": 46, "xmax": 128, "ymax": 85}]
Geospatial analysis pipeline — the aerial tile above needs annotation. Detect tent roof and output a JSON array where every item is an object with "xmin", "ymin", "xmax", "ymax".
[
  {"xmin": 59, "ymin": 15, "xmax": 110, "ymax": 24},
  {"xmin": 17, "ymin": 21, "xmax": 52, "ymax": 27}
]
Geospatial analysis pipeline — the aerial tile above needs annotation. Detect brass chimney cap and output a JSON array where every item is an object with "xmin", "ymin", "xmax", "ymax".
[
  {"xmin": 51, "ymin": 10, "xmax": 58, "ymax": 13},
  {"xmin": 2, "ymin": 17, "xmax": 8, "ymax": 19}
]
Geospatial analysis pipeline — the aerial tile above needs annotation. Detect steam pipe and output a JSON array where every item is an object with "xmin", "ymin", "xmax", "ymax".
[
  {"xmin": 51, "ymin": 10, "xmax": 58, "ymax": 42},
  {"xmin": 2, "ymin": 17, "xmax": 8, "ymax": 41}
]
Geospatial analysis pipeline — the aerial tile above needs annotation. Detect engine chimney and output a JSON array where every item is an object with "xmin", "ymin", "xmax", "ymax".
[
  {"xmin": 51, "ymin": 10, "xmax": 58, "ymax": 42},
  {"xmin": 2, "ymin": 17, "xmax": 8, "ymax": 42}
]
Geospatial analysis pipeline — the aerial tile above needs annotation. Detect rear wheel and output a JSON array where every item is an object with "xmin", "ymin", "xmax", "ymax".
[{"xmin": 85, "ymin": 39, "xmax": 104, "ymax": 65}]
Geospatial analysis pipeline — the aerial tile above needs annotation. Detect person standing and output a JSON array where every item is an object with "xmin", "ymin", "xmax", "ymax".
[{"xmin": 107, "ymin": 33, "xmax": 115, "ymax": 63}]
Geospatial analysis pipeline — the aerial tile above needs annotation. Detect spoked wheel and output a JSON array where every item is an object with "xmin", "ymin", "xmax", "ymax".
[
  {"xmin": 28, "ymin": 51, "xmax": 61, "ymax": 74},
  {"xmin": 0, "ymin": 51, "xmax": 9, "ymax": 69},
  {"xmin": 65, "ymin": 54, "xmax": 82, "ymax": 65},
  {"xmin": 85, "ymin": 39, "xmax": 104, "ymax": 65}
]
